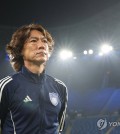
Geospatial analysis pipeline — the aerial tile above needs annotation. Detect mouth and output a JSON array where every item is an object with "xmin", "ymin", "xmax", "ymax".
[{"xmin": 36, "ymin": 51, "xmax": 47, "ymax": 56}]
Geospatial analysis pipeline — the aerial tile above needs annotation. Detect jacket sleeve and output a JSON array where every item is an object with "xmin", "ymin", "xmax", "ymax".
[
  {"xmin": 58, "ymin": 84, "xmax": 68, "ymax": 133},
  {"xmin": 0, "ymin": 76, "xmax": 12, "ymax": 130}
]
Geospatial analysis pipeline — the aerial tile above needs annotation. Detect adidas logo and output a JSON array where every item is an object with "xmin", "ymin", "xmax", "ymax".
[{"xmin": 23, "ymin": 95, "xmax": 32, "ymax": 103}]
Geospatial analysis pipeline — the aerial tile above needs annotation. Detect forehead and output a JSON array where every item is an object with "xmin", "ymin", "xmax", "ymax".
[{"xmin": 29, "ymin": 30, "xmax": 44, "ymax": 38}]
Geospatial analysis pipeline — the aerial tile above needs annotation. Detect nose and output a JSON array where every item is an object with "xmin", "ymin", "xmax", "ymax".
[{"xmin": 37, "ymin": 40, "xmax": 46, "ymax": 50}]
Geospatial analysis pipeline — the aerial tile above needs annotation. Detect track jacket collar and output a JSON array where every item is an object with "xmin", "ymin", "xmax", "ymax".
[{"xmin": 21, "ymin": 66, "xmax": 45, "ymax": 83}]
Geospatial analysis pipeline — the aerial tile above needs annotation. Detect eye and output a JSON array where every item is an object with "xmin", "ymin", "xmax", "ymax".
[
  {"xmin": 42, "ymin": 38, "xmax": 48, "ymax": 43},
  {"xmin": 30, "ymin": 39, "xmax": 37, "ymax": 42}
]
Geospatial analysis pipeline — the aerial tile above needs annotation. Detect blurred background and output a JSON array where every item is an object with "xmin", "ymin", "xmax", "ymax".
[{"xmin": 1, "ymin": 0, "xmax": 120, "ymax": 133}]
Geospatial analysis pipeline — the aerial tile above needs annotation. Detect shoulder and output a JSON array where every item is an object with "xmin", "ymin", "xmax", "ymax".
[
  {"xmin": 0, "ymin": 76, "xmax": 13, "ymax": 89},
  {"xmin": 46, "ymin": 74, "xmax": 67, "ymax": 88},
  {"xmin": 0, "ymin": 72, "xmax": 21, "ymax": 90},
  {"xmin": 54, "ymin": 78, "xmax": 67, "ymax": 88},
  {"xmin": 0, "ymin": 73, "xmax": 22, "ymax": 101},
  {"xmin": 52, "ymin": 77, "xmax": 68, "ymax": 102},
  {"xmin": 45, "ymin": 74, "xmax": 68, "ymax": 98},
  {"xmin": 0, "ymin": 76, "xmax": 13, "ymax": 101}
]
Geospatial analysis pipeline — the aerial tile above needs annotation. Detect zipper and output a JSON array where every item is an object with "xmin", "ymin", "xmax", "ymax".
[{"xmin": 39, "ymin": 80, "xmax": 45, "ymax": 133}]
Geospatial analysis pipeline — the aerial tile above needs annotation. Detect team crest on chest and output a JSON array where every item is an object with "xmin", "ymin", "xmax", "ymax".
[{"xmin": 49, "ymin": 92, "xmax": 59, "ymax": 106}]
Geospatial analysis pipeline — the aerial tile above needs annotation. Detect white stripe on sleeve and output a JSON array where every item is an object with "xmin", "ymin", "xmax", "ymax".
[{"xmin": 0, "ymin": 76, "xmax": 12, "ymax": 102}]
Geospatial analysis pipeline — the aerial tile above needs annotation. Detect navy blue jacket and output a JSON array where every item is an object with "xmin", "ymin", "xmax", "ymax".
[{"xmin": 0, "ymin": 66, "xmax": 68, "ymax": 134}]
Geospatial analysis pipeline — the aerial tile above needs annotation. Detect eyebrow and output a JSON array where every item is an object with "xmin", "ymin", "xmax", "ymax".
[{"xmin": 29, "ymin": 36, "xmax": 47, "ymax": 40}]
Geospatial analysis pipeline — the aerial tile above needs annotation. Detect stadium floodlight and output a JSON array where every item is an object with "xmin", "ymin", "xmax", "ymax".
[
  {"xmin": 73, "ymin": 56, "xmax": 77, "ymax": 60},
  {"xmin": 59, "ymin": 49, "xmax": 73, "ymax": 60},
  {"xmin": 83, "ymin": 50, "xmax": 87, "ymax": 55},
  {"xmin": 100, "ymin": 44, "xmax": 113, "ymax": 54},
  {"xmin": 98, "ymin": 52, "xmax": 103, "ymax": 56},
  {"xmin": 88, "ymin": 49, "xmax": 93, "ymax": 54}
]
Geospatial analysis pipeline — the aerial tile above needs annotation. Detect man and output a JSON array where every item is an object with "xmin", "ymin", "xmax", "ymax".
[{"xmin": 0, "ymin": 24, "xmax": 68, "ymax": 134}]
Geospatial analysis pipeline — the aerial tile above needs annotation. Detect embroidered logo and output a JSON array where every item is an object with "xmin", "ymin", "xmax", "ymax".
[
  {"xmin": 49, "ymin": 92, "xmax": 59, "ymax": 106},
  {"xmin": 23, "ymin": 95, "xmax": 32, "ymax": 103}
]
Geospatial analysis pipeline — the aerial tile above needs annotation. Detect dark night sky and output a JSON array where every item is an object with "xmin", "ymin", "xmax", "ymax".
[
  {"xmin": 0, "ymin": 0, "xmax": 119, "ymax": 28},
  {"xmin": 0, "ymin": 0, "xmax": 120, "ymax": 50}
]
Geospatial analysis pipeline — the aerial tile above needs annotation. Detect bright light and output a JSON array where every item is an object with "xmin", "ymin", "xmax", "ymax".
[
  {"xmin": 73, "ymin": 56, "xmax": 77, "ymax": 60},
  {"xmin": 98, "ymin": 52, "xmax": 103, "ymax": 56},
  {"xmin": 83, "ymin": 50, "xmax": 87, "ymax": 55},
  {"xmin": 100, "ymin": 44, "xmax": 113, "ymax": 54},
  {"xmin": 59, "ymin": 50, "xmax": 73, "ymax": 60},
  {"xmin": 88, "ymin": 49, "xmax": 93, "ymax": 54}
]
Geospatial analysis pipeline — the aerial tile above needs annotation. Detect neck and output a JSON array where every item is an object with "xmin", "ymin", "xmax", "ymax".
[{"xmin": 24, "ymin": 61, "xmax": 45, "ymax": 75}]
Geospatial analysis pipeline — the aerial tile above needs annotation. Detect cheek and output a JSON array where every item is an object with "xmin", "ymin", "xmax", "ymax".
[{"xmin": 22, "ymin": 48, "xmax": 35, "ymax": 58}]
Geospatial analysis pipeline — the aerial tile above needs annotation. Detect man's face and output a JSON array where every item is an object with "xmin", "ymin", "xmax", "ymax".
[{"xmin": 22, "ymin": 30, "xmax": 50, "ymax": 65}]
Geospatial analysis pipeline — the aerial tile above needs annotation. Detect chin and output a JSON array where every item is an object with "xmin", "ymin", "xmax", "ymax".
[
  {"xmin": 33, "ymin": 56, "xmax": 48, "ymax": 64},
  {"xmin": 36, "ymin": 59, "xmax": 47, "ymax": 64}
]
